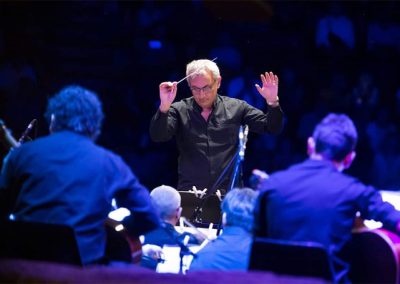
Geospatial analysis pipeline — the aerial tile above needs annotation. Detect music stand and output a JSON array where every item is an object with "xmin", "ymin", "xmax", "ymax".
[
  {"xmin": 179, "ymin": 191, "xmax": 222, "ymax": 227},
  {"xmin": 187, "ymin": 125, "xmax": 248, "ymax": 228}
]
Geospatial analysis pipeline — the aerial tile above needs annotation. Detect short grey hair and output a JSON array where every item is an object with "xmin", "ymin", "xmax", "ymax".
[
  {"xmin": 186, "ymin": 59, "xmax": 220, "ymax": 84},
  {"xmin": 221, "ymin": 187, "xmax": 258, "ymax": 232},
  {"xmin": 150, "ymin": 185, "xmax": 181, "ymax": 219}
]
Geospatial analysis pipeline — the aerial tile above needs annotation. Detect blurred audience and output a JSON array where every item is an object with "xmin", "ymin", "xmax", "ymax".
[{"xmin": 315, "ymin": 3, "xmax": 355, "ymax": 51}]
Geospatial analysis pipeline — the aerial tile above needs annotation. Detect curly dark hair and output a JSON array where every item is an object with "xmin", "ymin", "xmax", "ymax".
[{"xmin": 44, "ymin": 85, "xmax": 104, "ymax": 140}]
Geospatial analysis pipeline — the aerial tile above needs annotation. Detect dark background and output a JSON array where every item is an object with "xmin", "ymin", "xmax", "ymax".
[{"xmin": 1, "ymin": 1, "xmax": 400, "ymax": 191}]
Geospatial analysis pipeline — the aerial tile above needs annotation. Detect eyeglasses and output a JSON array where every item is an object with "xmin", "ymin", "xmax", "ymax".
[{"xmin": 190, "ymin": 81, "xmax": 215, "ymax": 94}]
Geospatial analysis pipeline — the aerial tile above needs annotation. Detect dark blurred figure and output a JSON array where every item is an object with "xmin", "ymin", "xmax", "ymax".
[
  {"xmin": 349, "ymin": 72, "xmax": 380, "ymax": 113},
  {"xmin": 0, "ymin": 85, "xmax": 160, "ymax": 265},
  {"xmin": 255, "ymin": 113, "xmax": 400, "ymax": 283},
  {"xmin": 315, "ymin": 3, "xmax": 355, "ymax": 52},
  {"xmin": 370, "ymin": 129, "xmax": 400, "ymax": 190},
  {"xmin": 367, "ymin": 5, "xmax": 400, "ymax": 55}
]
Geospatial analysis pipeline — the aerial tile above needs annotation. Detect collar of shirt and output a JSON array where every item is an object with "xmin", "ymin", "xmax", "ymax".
[
  {"xmin": 191, "ymin": 95, "xmax": 220, "ymax": 113},
  {"xmin": 306, "ymin": 158, "xmax": 338, "ymax": 171},
  {"xmin": 221, "ymin": 226, "xmax": 252, "ymax": 236}
]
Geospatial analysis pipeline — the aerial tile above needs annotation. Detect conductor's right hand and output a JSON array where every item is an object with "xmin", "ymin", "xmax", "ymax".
[{"xmin": 159, "ymin": 81, "xmax": 177, "ymax": 113}]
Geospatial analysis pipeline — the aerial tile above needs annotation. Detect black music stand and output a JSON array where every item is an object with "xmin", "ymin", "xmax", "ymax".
[
  {"xmin": 179, "ymin": 191, "xmax": 222, "ymax": 227},
  {"xmin": 188, "ymin": 125, "xmax": 249, "ymax": 227}
]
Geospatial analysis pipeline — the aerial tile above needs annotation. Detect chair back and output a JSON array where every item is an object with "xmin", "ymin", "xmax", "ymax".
[
  {"xmin": 249, "ymin": 237, "xmax": 334, "ymax": 282},
  {"xmin": 0, "ymin": 220, "xmax": 82, "ymax": 266}
]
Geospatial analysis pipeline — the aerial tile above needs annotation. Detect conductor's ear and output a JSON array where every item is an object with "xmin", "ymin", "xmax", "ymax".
[{"xmin": 216, "ymin": 76, "xmax": 222, "ymax": 89}]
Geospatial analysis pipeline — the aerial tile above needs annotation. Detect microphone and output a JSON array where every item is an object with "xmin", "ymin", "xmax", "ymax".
[
  {"xmin": 18, "ymin": 119, "xmax": 37, "ymax": 144},
  {"xmin": 238, "ymin": 125, "xmax": 249, "ymax": 160},
  {"xmin": 0, "ymin": 119, "xmax": 20, "ymax": 149}
]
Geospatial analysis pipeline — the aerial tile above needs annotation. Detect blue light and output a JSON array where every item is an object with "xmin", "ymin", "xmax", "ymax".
[{"xmin": 148, "ymin": 40, "xmax": 162, "ymax": 49}]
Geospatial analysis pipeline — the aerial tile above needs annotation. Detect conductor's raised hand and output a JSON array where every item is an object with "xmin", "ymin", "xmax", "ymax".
[
  {"xmin": 255, "ymin": 71, "xmax": 279, "ymax": 106},
  {"xmin": 159, "ymin": 81, "xmax": 178, "ymax": 113}
]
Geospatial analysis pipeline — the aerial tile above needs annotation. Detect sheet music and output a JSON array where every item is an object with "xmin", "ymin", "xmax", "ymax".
[{"xmin": 363, "ymin": 190, "xmax": 400, "ymax": 229}]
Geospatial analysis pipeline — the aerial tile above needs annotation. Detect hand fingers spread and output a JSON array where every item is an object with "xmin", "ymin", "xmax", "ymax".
[
  {"xmin": 260, "ymin": 74, "xmax": 267, "ymax": 85},
  {"xmin": 265, "ymin": 72, "xmax": 274, "ymax": 83}
]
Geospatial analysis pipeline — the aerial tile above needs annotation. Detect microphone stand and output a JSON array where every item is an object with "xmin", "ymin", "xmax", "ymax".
[
  {"xmin": 227, "ymin": 125, "xmax": 248, "ymax": 191},
  {"xmin": 160, "ymin": 223, "xmax": 196, "ymax": 274},
  {"xmin": 216, "ymin": 125, "xmax": 248, "ymax": 235},
  {"xmin": 190, "ymin": 125, "xmax": 249, "ymax": 227},
  {"xmin": 178, "ymin": 240, "xmax": 195, "ymax": 274}
]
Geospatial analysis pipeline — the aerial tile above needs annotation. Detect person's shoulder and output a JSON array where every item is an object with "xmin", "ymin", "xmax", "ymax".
[
  {"xmin": 259, "ymin": 169, "xmax": 286, "ymax": 189},
  {"xmin": 270, "ymin": 161, "xmax": 302, "ymax": 176},
  {"xmin": 96, "ymin": 145, "xmax": 127, "ymax": 164},
  {"xmin": 11, "ymin": 134, "xmax": 52, "ymax": 155},
  {"xmin": 219, "ymin": 96, "xmax": 247, "ymax": 108},
  {"xmin": 194, "ymin": 239, "xmax": 219, "ymax": 257},
  {"xmin": 259, "ymin": 161, "xmax": 305, "ymax": 187},
  {"xmin": 219, "ymin": 95, "xmax": 243, "ymax": 103},
  {"xmin": 76, "ymin": 137, "xmax": 128, "ymax": 167},
  {"xmin": 99, "ymin": 148, "xmax": 135, "ymax": 178},
  {"xmin": 340, "ymin": 171, "xmax": 371, "ymax": 191},
  {"xmin": 172, "ymin": 97, "xmax": 193, "ymax": 109}
]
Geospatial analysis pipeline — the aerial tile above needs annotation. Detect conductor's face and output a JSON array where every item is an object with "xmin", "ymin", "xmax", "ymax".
[{"xmin": 189, "ymin": 71, "xmax": 221, "ymax": 110}]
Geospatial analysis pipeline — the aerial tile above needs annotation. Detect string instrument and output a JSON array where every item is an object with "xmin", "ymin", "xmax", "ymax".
[
  {"xmin": 342, "ymin": 219, "xmax": 400, "ymax": 283},
  {"xmin": 104, "ymin": 217, "xmax": 143, "ymax": 264}
]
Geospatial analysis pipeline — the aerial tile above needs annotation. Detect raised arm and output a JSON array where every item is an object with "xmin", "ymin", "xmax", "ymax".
[
  {"xmin": 159, "ymin": 81, "xmax": 178, "ymax": 113},
  {"xmin": 255, "ymin": 71, "xmax": 280, "ymax": 107},
  {"xmin": 149, "ymin": 81, "xmax": 179, "ymax": 142}
]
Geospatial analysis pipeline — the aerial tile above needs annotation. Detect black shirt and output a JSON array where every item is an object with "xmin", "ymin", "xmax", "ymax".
[{"xmin": 149, "ymin": 95, "xmax": 284, "ymax": 192}]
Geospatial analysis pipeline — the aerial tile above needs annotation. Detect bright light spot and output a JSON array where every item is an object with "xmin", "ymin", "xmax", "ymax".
[{"xmin": 148, "ymin": 40, "xmax": 162, "ymax": 49}]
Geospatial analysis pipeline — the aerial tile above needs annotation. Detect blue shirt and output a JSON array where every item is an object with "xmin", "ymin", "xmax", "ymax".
[
  {"xmin": 189, "ymin": 226, "xmax": 252, "ymax": 271},
  {"xmin": 258, "ymin": 158, "xmax": 400, "ymax": 281},
  {"xmin": 144, "ymin": 222, "xmax": 199, "ymax": 247}
]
